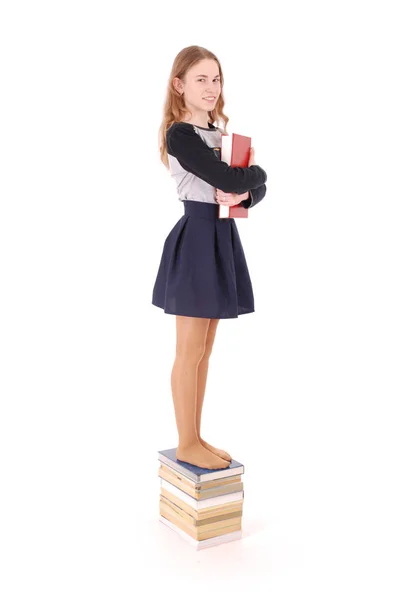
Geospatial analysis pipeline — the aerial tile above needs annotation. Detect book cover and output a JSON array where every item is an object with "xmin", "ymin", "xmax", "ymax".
[{"xmin": 219, "ymin": 132, "xmax": 251, "ymax": 219}]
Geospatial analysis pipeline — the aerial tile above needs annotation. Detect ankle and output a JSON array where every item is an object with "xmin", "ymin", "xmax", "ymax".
[{"xmin": 177, "ymin": 437, "xmax": 200, "ymax": 451}]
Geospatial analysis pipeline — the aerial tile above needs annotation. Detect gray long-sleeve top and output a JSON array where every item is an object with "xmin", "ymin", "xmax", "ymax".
[{"xmin": 166, "ymin": 121, "xmax": 267, "ymax": 209}]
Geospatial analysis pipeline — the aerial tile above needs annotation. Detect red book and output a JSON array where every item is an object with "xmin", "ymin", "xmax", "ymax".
[{"xmin": 218, "ymin": 132, "xmax": 251, "ymax": 219}]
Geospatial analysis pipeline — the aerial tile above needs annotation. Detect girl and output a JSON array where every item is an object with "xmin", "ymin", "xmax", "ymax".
[{"xmin": 152, "ymin": 46, "xmax": 267, "ymax": 470}]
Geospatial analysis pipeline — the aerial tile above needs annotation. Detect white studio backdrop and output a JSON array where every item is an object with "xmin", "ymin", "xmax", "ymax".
[{"xmin": 0, "ymin": 0, "xmax": 400, "ymax": 598}]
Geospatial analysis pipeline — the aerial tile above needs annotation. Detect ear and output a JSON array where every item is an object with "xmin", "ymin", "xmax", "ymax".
[{"xmin": 172, "ymin": 77, "xmax": 183, "ymax": 95}]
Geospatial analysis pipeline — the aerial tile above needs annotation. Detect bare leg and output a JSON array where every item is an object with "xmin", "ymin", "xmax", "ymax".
[
  {"xmin": 171, "ymin": 316, "xmax": 230, "ymax": 469},
  {"xmin": 196, "ymin": 319, "xmax": 232, "ymax": 462}
]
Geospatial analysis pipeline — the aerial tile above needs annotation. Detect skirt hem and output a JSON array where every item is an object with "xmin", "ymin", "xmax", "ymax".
[{"xmin": 152, "ymin": 301, "xmax": 255, "ymax": 319}]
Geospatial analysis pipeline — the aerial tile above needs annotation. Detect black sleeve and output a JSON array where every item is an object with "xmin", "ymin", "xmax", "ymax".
[
  {"xmin": 166, "ymin": 123, "xmax": 267, "ymax": 194},
  {"xmin": 241, "ymin": 183, "xmax": 267, "ymax": 209}
]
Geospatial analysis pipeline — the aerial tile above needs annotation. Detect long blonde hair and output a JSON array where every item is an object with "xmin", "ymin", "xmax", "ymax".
[{"xmin": 158, "ymin": 45, "xmax": 229, "ymax": 169}]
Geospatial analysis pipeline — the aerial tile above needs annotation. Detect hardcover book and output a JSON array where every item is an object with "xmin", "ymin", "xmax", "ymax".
[
  {"xmin": 219, "ymin": 132, "xmax": 251, "ymax": 219},
  {"xmin": 159, "ymin": 515, "xmax": 242, "ymax": 550},
  {"xmin": 157, "ymin": 447, "xmax": 244, "ymax": 483},
  {"xmin": 158, "ymin": 464, "xmax": 243, "ymax": 500}
]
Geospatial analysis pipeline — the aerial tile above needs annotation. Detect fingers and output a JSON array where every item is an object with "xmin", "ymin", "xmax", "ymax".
[{"xmin": 216, "ymin": 192, "xmax": 229, "ymax": 203}]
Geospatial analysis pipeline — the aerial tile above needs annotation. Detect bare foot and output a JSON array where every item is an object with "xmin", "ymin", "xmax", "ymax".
[
  {"xmin": 176, "ymin": 441, "xmax": 230, "ymax": 470},
  {"xmin": 199, "ymin": 437, "xmax": 232, "ymax": 462}
]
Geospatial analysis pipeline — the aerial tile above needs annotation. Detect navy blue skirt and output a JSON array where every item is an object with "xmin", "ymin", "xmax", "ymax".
[{"xmin": 152, "ymin": 200, "xmax": 255, "ymax": 319}]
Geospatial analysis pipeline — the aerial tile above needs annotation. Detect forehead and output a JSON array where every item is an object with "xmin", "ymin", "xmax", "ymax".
[{"xmin": 188, "ymin": 59, "xmax": 220, "ymax": 77}]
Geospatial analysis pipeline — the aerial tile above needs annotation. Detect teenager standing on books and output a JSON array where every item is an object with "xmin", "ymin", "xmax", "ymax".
[{"xmin": 152, "ymin": 46, "xmax": 267, "ymax": 470}]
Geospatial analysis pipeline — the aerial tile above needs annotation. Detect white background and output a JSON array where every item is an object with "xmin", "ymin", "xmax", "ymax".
[{"xmin": 1, "ymin": 0, "xmax": 400, "ymax": 598}]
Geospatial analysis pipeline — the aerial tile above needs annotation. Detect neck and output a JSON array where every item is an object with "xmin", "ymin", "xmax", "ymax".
[{"xmin": 181, "ymin": 107, "xmax": 211, "ymax": 129}]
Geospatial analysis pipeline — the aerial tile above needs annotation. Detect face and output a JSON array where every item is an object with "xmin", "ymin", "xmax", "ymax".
[{"xmin": 174, "ymin": 58, "xmax": 221, "ymax": 118}]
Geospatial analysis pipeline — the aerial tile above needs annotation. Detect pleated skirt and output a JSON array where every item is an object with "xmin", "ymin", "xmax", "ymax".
[{"xmin": 151, "ymin": 200, "xmax": 255, "ymax": 319}]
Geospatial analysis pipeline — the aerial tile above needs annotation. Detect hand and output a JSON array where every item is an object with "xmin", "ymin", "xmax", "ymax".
[
  {"xmin": 215, "ymin": 188, "xmax": 249, "ymax": 206},
  {"xmin": 248, "ymin": 147, "xmax": 256, "ymax": 167}
]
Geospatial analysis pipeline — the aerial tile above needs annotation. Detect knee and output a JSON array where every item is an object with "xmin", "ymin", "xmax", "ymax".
[
  {"xmin": 201, "ymin": 343, "xmax": 213, "ymax": 361},
  {"xmin": 176, "ymin": 341, "xmax": 206, "ymax": 364}
]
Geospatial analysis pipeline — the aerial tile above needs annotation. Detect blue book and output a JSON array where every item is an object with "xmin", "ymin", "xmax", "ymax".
[{"xmin": 157, "ymin": 447, "xmax": 244, "ymax": 483}]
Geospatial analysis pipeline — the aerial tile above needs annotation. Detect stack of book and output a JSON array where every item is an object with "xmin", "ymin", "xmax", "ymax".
[{"xmin": 158, "ymin": 447, "xmax": 244, "ymax": 550}]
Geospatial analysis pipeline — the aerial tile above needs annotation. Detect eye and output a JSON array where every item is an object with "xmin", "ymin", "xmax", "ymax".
[{"xmin": 198, "ymin": 78, "xmax": 220, "ymax": 82}]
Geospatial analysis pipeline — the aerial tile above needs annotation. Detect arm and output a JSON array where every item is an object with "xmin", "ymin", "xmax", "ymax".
[
  {"xmin": 241, "ymin": 183, "xmax": 267, "ymax": 209},
  {"xmin": 166, "ymin": 123, "xmax": 267, "ymax": 194}
]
